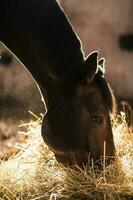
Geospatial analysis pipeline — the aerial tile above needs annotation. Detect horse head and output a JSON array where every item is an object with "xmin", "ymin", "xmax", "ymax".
[{"xmin": 0, "ymin": 0, "xmax": 115, "ymax": 168}]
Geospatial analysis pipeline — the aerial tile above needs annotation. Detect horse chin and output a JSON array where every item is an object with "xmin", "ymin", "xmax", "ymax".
[{"xmin": 53, "ymin": 151, "xmax": 90, "ymax": 169}]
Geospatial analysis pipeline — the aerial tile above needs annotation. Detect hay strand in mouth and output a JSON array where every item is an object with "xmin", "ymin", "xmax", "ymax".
[{"xmin": 0, "ymin": 113, "xmax": 133, "ymax": 199}]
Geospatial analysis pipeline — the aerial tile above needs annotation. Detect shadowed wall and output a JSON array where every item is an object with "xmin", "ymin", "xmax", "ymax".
[{"xmin": 61, "ymin": 0, "xmax": 133, "ymax": 101}]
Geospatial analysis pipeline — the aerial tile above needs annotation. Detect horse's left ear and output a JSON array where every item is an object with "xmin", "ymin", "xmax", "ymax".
[
  {"xmin": 84, "ymin": 51, "xmax": 98, "ymax": 84},
  {"xmin": 98, "ymin": 58, "xmax": 105, "ymax": 77}
]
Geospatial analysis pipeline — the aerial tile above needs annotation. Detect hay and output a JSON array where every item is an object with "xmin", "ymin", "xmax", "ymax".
[{"xmin": 0, "ymin": 112, "xmax": 133, "ymax": 200}]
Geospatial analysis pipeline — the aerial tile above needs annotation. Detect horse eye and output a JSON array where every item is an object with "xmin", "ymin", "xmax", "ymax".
[{"xmin": 92, "ymin": 115, "xmax": 103, "ymax": 125}]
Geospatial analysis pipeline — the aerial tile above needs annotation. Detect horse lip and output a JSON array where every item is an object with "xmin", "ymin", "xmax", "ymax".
[
  {"xmin": 49, "ymin": 147, "xmax": 90, "ymax": 167},
  {"xmin": 49, "ymin": 147, "xmax": 67, "ymax": 155}
]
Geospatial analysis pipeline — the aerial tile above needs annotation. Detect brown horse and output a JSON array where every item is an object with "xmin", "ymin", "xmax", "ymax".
[{"xmin": 0, "ymin": 0, "xmax": 115, "ymax": 167}]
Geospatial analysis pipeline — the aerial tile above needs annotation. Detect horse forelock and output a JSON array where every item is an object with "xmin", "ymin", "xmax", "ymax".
[{"xmin": 95, "ymin": 73, "xmax": 116, "ymax": 115}]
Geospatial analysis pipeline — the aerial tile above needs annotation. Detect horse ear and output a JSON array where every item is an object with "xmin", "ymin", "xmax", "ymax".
[
  {"xmin": 84, "ymin": 51, "xmax": 98, "ymax": 84},
  {"xmin": 98, "ymin": 58, "xmax": 105, "ymax": 77}
]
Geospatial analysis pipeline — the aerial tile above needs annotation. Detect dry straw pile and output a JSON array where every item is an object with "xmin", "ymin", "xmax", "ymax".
[{"xmin": 0, "ymin": 112, "xmax": 133, "ymax": 200}]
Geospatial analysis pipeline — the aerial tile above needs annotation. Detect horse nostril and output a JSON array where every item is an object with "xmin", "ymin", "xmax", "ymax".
[
  {"xmin": 0, "ymin": 51, "xmax": 13, "ymax": 66},
  {"xmin": 118, "ymin": 33, "xmax": 133, "ymax": 51}
]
